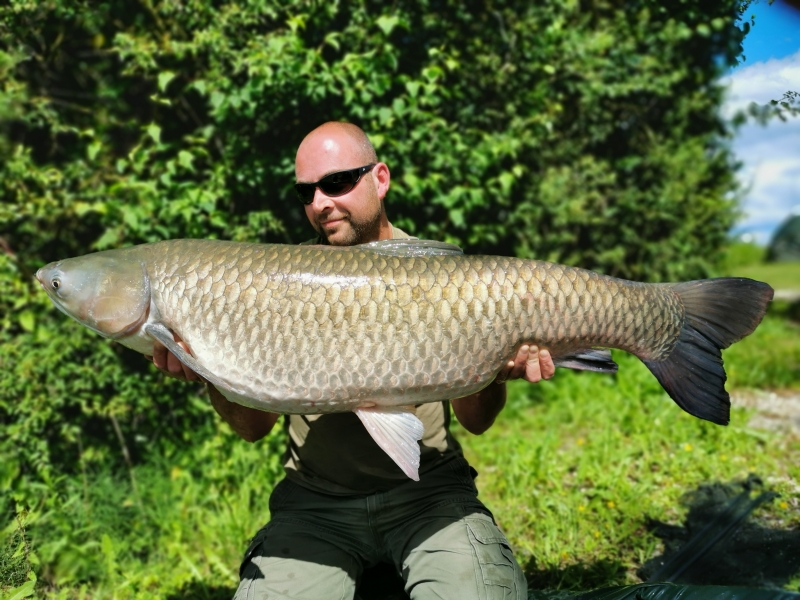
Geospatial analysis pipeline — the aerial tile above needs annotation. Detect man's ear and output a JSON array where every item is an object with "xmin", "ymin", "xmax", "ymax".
[{"xmin": 373, "ymin": 162, "xmax": 391, "ymax": 199}]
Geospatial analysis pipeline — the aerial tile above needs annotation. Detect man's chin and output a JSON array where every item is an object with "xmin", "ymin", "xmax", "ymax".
[{"xmin": 319, "ymin": 223, "xmax": 356, "ymax": 246}]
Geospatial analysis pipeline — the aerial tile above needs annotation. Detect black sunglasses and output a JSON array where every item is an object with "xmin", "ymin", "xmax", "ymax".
[{"xmin": 294, "ymin": 164, "xmax": 376, "ymax": 205}]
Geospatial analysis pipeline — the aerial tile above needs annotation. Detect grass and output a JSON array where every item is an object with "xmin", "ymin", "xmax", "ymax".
[
  {"xmin": 728, "ymin": 261, "xmax": 800, "ymax": 292},
  {"xmin": 3, "ymin": 314, "xmax": 800, "ymax": 598},
  {"xmin": 720, "ymin": 241, "xmax": 800, "ymax": 291},
  {"xmin": 463, "ymin": 352, "xmax": 800, "ymax": 590}
]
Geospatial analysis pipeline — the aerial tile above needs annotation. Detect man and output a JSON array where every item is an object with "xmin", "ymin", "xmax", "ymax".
[{"xmin": 153, "ymin": 122, "xmax": 555, "ymax": 599}]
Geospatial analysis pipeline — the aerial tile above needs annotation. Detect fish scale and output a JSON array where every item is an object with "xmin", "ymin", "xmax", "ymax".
[
  {"xmin": 37, "ymin": 238, "xmax": 773, "ymax": 480},
  {"xmin": 141, "ymin": 239, "xmax": 681, "ymax": 411}
]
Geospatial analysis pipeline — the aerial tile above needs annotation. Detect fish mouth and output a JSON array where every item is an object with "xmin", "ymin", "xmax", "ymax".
[
  {"xmin": 35, "ymin": 263, "xmax": 61, "ymax": 290},
  {"xmin": 35, "ymin": 270, "xmax": 53, "ymax": 294}
]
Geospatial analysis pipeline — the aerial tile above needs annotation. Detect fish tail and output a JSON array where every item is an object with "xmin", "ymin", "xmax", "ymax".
[{"xmin": 642, "ymin": 278, "xmax": 773, "ymax": 425}]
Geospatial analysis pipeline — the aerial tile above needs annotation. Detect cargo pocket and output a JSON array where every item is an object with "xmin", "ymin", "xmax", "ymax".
[{"xmin": 466, "ymin": 515, "xmax": 524, "ymax": 600}]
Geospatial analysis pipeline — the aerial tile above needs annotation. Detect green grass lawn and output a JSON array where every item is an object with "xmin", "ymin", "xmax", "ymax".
[
  {"xmin": 727, "ymin": 261, "xmax": 800, "ymax": 292},
  {"xmin": 4, "ymin": 315, "xmax": 800, "ymax": 598}
]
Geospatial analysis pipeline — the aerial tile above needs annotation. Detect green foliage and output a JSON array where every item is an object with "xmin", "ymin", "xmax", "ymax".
[
  {"xmin": 733, "ymin": 91, "xmax": 800, "ymax": 126},
  {"xmin": 729, "ymin": 261, "xmax": 800, "ymax": 292},
  {"xmin": 0, "ymin": 0, "xmax": 766, "ymax": 593},
  {"xmin": 468, "ymin": 353, "xmax": 800, "ymax": 591},
  {"xmin": 0, "ymin": 510, "xmax": 35, "ymax": 594},
  {"xmin": 717, "ymin": 314, "xmax": 800, "ymax": 393},
  {"xmin": 721, "ymin": 241, "xmax": 766, "ymax": 272},
  {"xmin": 1, "ymin": 0, "xmax": 746, "ymax": 271}
]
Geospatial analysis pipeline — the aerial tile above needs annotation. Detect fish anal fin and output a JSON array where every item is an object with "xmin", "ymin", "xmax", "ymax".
[{"xmin": 354, "ymin": 406, "xmax": 424, "ymax": 481}]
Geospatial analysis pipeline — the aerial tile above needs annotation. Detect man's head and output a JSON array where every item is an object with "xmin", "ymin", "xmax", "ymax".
[{"xmin": 295, "ymin": 122, "xmax": 391, "ymax": 246}]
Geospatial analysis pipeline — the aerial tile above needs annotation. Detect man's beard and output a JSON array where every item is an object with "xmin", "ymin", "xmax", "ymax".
[{"xmin": 319, "ymin": 201, "xmax": 384, "ymax": 246}]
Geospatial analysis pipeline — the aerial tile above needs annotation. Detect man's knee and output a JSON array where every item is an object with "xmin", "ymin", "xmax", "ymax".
[
  {"xmin": 234, "ymin": 521, "xmax": 361, "ymax": 600},
  {"xmin": 402, "ymin": 510, "xmax": 526, "ymax": 600},
  {"xmin": 463, "ymin": 513, "xmax": 526, "ymax": 600}
]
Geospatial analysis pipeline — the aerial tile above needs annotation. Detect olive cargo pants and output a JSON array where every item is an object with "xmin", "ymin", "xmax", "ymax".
[{"xmin": 233, "ymin": 458, "xmax": 526, "ymax": 600}]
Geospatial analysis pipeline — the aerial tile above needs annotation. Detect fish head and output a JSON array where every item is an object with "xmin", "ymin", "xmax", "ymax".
[{"xmin": 36, "ymin": 251, "xmax": 150, "ymax": 339}]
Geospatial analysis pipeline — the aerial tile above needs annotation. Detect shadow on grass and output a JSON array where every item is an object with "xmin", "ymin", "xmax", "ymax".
[
  {"xmin": 524, "ymin": 558, "xmax": 627, "ymax": 591},
  {"xmin": 164, "ymin": 581, "xmax": 236, "ymax": 600},
  {"xmin": 638, "ymin": 475, "xmax": 800, "ymax": 587}
]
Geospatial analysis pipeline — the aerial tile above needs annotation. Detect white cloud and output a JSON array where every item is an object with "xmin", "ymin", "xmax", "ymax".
[{"xmin": 721, "ymin": 50, "xmax": 800, "ymax": 245}]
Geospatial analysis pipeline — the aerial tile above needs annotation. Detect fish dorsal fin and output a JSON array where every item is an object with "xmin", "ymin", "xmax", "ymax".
[
  {"xmin": 362, "ymin": 239, "xmax": 464, "ymax": 257},
  {"xmin": 354, "ymin": 406, "xmax": 424, "ymax": 480}
]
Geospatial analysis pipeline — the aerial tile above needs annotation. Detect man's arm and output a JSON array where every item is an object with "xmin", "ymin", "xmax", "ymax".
[
  {"xmin": 451, "ymin": 345, "xmax": 554, "ymax": 435},
  {"xmin": 150, "ymin": 339, "xmax": 278, "ymax": 443}
]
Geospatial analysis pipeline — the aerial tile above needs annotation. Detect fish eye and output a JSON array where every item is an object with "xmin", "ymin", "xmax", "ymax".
[{"xmin": 51, "ymin": 278, "xmax": 61, "ymax": 290}]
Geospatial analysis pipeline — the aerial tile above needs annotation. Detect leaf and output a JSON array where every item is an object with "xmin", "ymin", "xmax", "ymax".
[
  {"xmin": 378, "ymin": 106, "xmax": 392, "ymax": 124},
  {"xmin": 178, "ymin": 150, "xmax": 195, "ymax": 171},
  {"xmin": 93, "ymin": 228, "xmax": 121, "ymax": 250},
  {"xmin": 376, "ymin": 15, "xmax": 399, "ymax": 36},
  {"xmin": 18, "ymin": 311, "xmax": 35, "ymax": 333},
  {"xmin": 324, "ymin": 32, "xmax": 340, "ymax": 51},
  {"xmin": 158, "ymin": 71, "xmax": 176, "ymax": 93},
  {"xmin": 4, "ymin": 580, "xmax": 36, "ymax": 600},
  {"xmin": 87, "ymin": 140, "xmax": 102, "ymax": 161},
  {"xmin": 145, "ymin": 123, "xmax": 161, "ymax": 145}
]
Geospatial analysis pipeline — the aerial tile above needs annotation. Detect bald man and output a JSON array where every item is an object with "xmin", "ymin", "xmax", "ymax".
[{"xmin": 153, "ymin": 122, "xmax": 555, "ymax": 600}]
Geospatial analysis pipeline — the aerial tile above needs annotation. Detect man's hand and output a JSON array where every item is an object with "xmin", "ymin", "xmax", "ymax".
[
  {"xmin": 493, "ymin": 344, "xmax": 555, "ymax": 384},
  {"xmin": 452, "ymin": 344, "xmax": 555, "ymax": 434},
  {"xmin": 149, "ymin": 335, "xmax": 200, "ymax": 382}
]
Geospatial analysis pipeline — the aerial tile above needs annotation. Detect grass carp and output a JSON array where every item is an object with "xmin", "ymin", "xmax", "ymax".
[{"xmin": 36, "ymin": 239, "xmax": 773, "ymax": 479}]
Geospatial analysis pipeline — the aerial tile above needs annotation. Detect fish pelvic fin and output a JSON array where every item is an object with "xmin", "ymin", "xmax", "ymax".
[
  {"xmin": 553, "ymin": 349, "xmax": 618, "ymax": 373},
  {"xmin": 354, "ymin": 406, "xmax": 424, "ymax": 481},
  {"xmin": 643, "ymin": 278, "xmax": 774, "ymax": 425}
]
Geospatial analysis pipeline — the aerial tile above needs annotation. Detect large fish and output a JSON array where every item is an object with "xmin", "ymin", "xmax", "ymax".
[{"xmin": 37, "ymin": 239, "xmax": 773, "ymax": 479}]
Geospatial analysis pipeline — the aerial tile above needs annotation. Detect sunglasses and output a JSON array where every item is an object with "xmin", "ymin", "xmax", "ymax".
[{"xmin": 294, "ymin": 164, "xmax": 376, "ymax": 205}]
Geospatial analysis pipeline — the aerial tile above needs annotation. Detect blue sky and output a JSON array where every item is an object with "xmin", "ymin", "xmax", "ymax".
[
  {"xmin": 736, "ymin": 0, "xmax": 800, "ymax": 65},
  {"xmin": 724, "ymin": 0, "xmax": 800, "ymax": 244}
]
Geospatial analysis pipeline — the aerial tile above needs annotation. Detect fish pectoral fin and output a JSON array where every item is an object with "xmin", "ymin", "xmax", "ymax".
[
  {"xmin": 361, "ymin": 239, "xmax": 464, "ymax": 257},
  {"xmin": 553, "ymin": 349, "xmax": 619, "ymax": 373},
  {"xmin": 354, "ymin": 407, "xmax": 424, "ymax": 481},
  {"xmin": 144, "ymin": 322, "xmax": 230, "ymax": 391}
]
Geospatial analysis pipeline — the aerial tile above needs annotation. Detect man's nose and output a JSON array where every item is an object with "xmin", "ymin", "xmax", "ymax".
[{"xmin": 310, "ymin": 187, "xmax": 334, "ymax": 211}]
